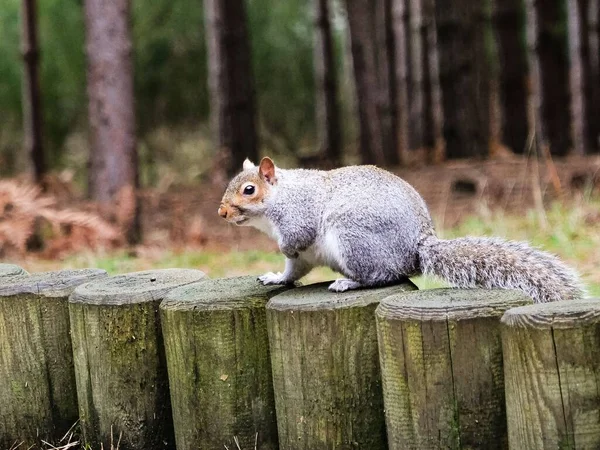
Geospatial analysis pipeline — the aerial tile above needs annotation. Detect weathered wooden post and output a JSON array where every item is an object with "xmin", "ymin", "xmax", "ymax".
[
  {"xmin": 161, "ymin": 276, "xmax": 291, "ymax": 450},
  {"xmin": 69, "ymin": 268, "xmax": 207, "ymax": 450},
  {"xmin": 376, "ymin": 288, "xmax": 532, "ymax": 450},
  {"xmin": 0, "ymin": 268, "xmax": 107, "ymax": 448},
  {"xmin": 266, "ymin": 281, "xmax": 417, "ymax": 450},
  {"xmin": 0, "ymin": 263, "xmax": 28, "ymax": 278},
  {"xmin": 502, "ymin": 298, "xmax": 600, "ymax": 449}
]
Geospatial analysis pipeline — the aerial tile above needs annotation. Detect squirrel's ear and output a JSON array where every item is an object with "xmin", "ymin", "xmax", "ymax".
[
  {"xmin": 259, "ymin": 157, "xmax": 277, "ymax": 184},
  {"xmin": 243, "ymin": 158, "xmax": 256, "ymax": 171}
]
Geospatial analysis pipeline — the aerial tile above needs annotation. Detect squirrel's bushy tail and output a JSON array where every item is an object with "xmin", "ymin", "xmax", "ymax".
[{"xmin": 417, "ymin": 235, "xmax": 583, "ymax": 303}]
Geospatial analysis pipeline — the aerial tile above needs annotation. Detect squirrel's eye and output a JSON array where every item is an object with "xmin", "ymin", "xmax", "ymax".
[{"xmin": 243, "ymin": 185, "xmax": 256, "ymax": 195}]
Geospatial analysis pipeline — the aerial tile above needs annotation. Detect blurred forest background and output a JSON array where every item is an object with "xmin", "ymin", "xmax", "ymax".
[{"xmin": 0, "ymin": 0, "xmax": 598, "ymax": 293}]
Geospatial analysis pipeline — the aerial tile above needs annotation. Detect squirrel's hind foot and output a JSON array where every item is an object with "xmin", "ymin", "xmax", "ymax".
[{"xmin": 328, "ymin": 278, "xmax": 363, "ymax": 292}]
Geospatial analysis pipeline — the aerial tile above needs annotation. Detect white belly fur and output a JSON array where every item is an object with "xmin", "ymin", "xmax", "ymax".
[
  {"xmin": 301, "ymin": 230, "xmax": 345, "ymax": 273},
  {"xmin": 250, "ymin": 219, "xmax": 345, "ymax": 273}
]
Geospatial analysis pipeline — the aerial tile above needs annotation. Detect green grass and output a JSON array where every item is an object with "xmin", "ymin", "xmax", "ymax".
[{"xmin": 11, "ymin": 198, "xmax": 600, "ymax": 297}]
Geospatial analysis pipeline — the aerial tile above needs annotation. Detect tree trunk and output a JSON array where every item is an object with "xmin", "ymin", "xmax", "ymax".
[
  {"xmin": 589, "ymin": 0, "xmax": 600, "ymax": 152},
  {"xmin": 434, "ymin": 0, "xmax": 490, "ymax": 159},
  {"xmin": 20, "ymin": 0, "xmax": 46, "ymax": 186},
  {"xmin": 84, "ymin": 0, "xmax": 140, "ymax": 243},
  {"xmin": 314, "ymin": 0, "xmax": 341, "ymax": 164},
  {"xmin": 524, "ymin": 0, "xmax": 571, "ymax": 156},
  {"xmin": 426, "ymin": 0, "xmax": 444, "ymax": 161},
  {"xmin": 375, "ymin": 0, "xmax": 399, "ymax": 165},
  {"xmin": 569, "ymin": 0, "xmax": 599, "ymax": 154},
  {"xmin": 408, "ymin": 0, "xmax": 436, "ymax": 154},
  {"xmin": 345, "ymin": 0, "xmax": 385, "ymax": 165},
  {"xmin": 492, "ymin": 0, "xmax": 529, "ymax": 154},
  {"xmin": 204, "ymin": 0, "xmax": 258, "ymax": 174},
  {"xmin": 391, "ymin": 0, "xmax": 411, "ymax": 162},
  {"xmin": 345, "ymin": 0, "xmax": 398, "ymax": 165}
]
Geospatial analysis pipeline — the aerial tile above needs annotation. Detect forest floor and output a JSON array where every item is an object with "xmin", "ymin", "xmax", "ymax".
[{"xmin": 9, "ymin": 155, "xmax": 600, "ymax": 297}]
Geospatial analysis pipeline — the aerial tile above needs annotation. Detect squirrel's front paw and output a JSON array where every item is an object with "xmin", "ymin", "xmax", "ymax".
[
  {"xmin": 328, "ymin": 278, "xmax": 363, "ymax": 292},
  {"xmin": 258, "ymin": 272, "xmax": 289, "ymax": 285}
]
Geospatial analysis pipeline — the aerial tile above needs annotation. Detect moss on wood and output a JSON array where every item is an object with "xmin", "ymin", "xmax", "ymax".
[
  {"xmin": 0, "ymin": 268, "xmax": 107, "ymax": 448},
  {"xmin": 502, "ymin": 298, "xmax": 600, "ymax": 449},
  {"xmin": 376, "ymin": 288, "xmax": 531, "ymax": 450},
  {"xmin": 266, "ymin": 281, "xmax": 417, "ymax": 450},
  {"xmin": 69, "ymin": 268, "xmax": 206, "ymax": 450},
  {"xmin": 161, "ymin": 276, "xmax": 292, "ymax": 450}
]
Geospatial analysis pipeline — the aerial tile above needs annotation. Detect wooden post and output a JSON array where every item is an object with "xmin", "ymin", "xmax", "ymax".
[
  {"xmin": 0, "ymin": 263, "xmax": 28, "ymax": 278},
  {"xmin": 266, "ymin": 281, "xmax": 417, "ymax": 450},
  {"xmin": 502, "ymin": 298, "xmax": 600, "ymax": 449},
  {"xmin": 376, "ymin": 288, "xmax": 532, "ymax": 450},
  {"xmin": 69, "ymin": 269, "xmax": 207, "ymax": 450},
  {"xmin": 161, "ymin": 276, "xmax": 291, "ymax": 450},
  {"xmin": 0, "ymin": 268, "xmax": 107, "ymax": 448}
]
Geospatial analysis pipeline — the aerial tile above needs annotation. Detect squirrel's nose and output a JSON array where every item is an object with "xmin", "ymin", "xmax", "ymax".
[{"xmin": 218, "ymin": 205, "xmax": 228, "ymax": 218}]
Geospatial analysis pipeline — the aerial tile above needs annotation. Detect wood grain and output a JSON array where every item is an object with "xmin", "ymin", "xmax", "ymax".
[
  {"xmin": 69, "ymin": 269, "xmax": 206, "ymax": 450},
  {"xmin": 0, "ymin": 268, "xmax": 107, "ymax": 448},
  {"xmin": 502, "ymin": 298, "xmax": 600, "ymax": 449},
  {"xmin": 376, "ymin": 288, "xmax": 531, "ymax": 449},
  {"xmin": 267, "ymin": 281, "xmax": 417, "ymax": 450},
  {"xmin": 161, "ymin": 276, "xmax": 291, "ymax": 450}
]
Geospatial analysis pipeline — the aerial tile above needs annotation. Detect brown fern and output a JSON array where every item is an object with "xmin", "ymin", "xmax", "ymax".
[{"xmin": 0, "ymin": 179, "xmax": 122, "ymax": 257}]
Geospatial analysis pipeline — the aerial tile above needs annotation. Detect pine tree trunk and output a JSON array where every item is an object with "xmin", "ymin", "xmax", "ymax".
[
  {"xmin": 392, "ymin": 0, "xmax": 411, "ymax": 162},
  {"xmin": 408, "ymin": 0, "xmax": 424, "ymax": 150},
  {"xmin": 314, "ymin": 0, "xmax": 341, "ymax": 164},
  {"xmin": 21, "ymin": 0, "xmax": 46, "ymax": 185},
  {"xmin": 569, "ymin": 0, "xmax": 599, "ymax": 154},
  {"xmin": 434, "ymin": 0, "xmax": 490, "ymax": 159},
  {"xmin": 524, "ymin": 0, "xmax": 571, "ymax": 156},
  {"xmin": 205, "ymin": 0, "xmax": 258, "ymax": 174},
  {"xmin": 408, "ymin": 0, "xmax": 436, "ymax": 154},
  {"xmin": 345, "ymin": 0, "xmax": 398, "ymax": 166},
  {"xmin": 492, "ymin": 0, "xmax": 529, "ymax": 154},
  {"xmin": 589, "ymin": 0, "xmax": 600, "ymax": 152},
  {"xmin": 426, "ymin": 0, "xmax": 444, "ymax": 161},
  {"xmin": 84, "ymin": 0, "xmax": 140, "ymax": 243},
  {"xmin": 375, "ymin": 0, "xmax": 399, "ymax": 165},
  {"xmin": 345, "ymin": 0, "xmax": 386, "ymax": 165}
]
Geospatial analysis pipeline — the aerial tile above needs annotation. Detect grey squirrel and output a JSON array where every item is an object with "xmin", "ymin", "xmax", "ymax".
[{"xmin": 218, "ymin": 157, "xmax": 583, "ymax": 303}]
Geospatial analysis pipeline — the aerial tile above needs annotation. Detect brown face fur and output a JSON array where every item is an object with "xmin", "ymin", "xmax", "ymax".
[{"xmin": 218, "ymin": 170, "xmax": 269, "ymax": 224}]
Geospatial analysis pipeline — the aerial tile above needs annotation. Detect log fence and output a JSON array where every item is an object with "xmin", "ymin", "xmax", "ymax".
[{"xmin": 0, "ymin": 263, "xmax": 597, "ymax": 449}]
